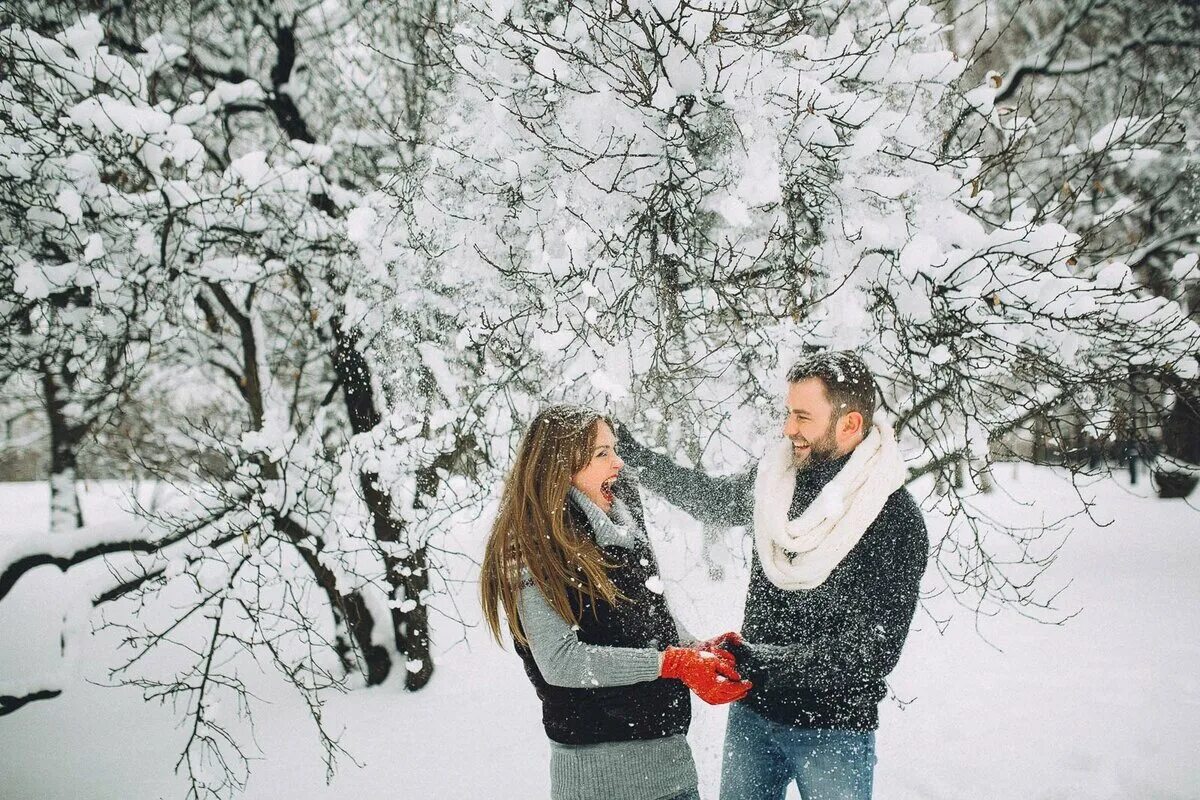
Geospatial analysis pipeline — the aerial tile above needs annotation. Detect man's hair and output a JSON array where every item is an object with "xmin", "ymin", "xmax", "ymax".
[{"xmin": 786, "ymin": 350, "xmax": 878, "ymax": 430}]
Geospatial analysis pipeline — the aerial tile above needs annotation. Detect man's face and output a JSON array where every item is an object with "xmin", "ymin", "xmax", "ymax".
[{"xmin": 782, "ymin": 378, "xmax": 842, "ymax": 470}]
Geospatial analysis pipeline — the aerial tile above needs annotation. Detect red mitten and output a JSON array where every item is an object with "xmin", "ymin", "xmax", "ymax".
[{"xmin": 661, "ymin": 647, "xmax": 752, "ymax": 705}]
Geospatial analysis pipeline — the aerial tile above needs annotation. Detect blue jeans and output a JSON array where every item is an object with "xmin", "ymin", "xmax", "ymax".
[{"xmin": 720, "ymin": 703, "xmax": 876, "ymax": 800}]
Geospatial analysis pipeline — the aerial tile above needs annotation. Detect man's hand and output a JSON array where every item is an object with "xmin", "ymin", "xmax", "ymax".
[
  {"xmin": 724, "ymin": 639, "xmax": 794, "ymax": 691},
  {"xmin": 661, "ymin": 646, "xmax": 752, "ymax": 705},
  {"xmin": 725, "ymin": 639, "xmax": 765, "ymax": 689},
  {"xmin": 699, "ymin": 631, "xmax": 744, "ymax": 657}
]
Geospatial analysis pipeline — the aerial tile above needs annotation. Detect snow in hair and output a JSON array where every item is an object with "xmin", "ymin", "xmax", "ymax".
[{"xmin": 786, "ymin": 351, "xmax": 878, "ymax": 426}]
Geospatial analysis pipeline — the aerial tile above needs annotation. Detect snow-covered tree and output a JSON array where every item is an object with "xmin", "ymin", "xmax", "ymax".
[
  {"xmin": 940, "ymin": 0, "xmax": 1200, "ymax": 494},
  {"xmin": 437, "ymin": 0, "xmax": 1200, "ymax": 612},
  {"xmin": 0, "ymin": 6, "xmax": 499, "ymax": 795},
  {"xmin": 0, "ymin": 15, "xmax": 164, "ymax": 530}
]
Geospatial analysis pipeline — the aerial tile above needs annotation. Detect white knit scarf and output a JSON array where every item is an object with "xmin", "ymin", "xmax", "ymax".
[{"xmin": 753, "ymin": 418, "xmax": 908, "ymax": 591}]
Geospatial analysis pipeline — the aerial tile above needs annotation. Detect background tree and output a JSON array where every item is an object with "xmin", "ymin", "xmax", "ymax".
[
  {"xmin": 940, "ymin": 0, "xmax": 1200, "ymax": 494},
  {"xmin": 0, "ymin": 13, "xmax": 160, "ymax": 531}
]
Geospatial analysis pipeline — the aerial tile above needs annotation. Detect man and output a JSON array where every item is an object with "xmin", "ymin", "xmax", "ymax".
[{"xmin": 616, "ymin": 351, "xmax": 928, "ymax": 800}]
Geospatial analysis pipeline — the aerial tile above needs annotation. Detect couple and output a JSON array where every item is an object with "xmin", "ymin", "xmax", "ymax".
[{"xmin": 480, "ymin": 351, "xmax": 929, "ymax": 800}]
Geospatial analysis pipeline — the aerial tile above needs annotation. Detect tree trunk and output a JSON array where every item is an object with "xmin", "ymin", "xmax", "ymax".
[
  {"xmin": 359, "ymin": 476, "xmax": 435, "ymax": 690},
  {"xmin": 1031, "ymin": 414, "xmax": 1048, "ymax": 464},
  {"xmin": 394, "ymin": 543, "xmax": 434, "ymax": 689},
  {"xmin": 331, "ymin": 320, "xmax": 435, "ymax": 690},
  {"xmin": 40, "ymin": 360, "xmax": 83, "ymax": 532},
  {"xmin": 1155, "ymin": 378, "xmax": 1200, "ymax": 499},
  {"xmin": 285, "ymin": 523, "xmax": 393, "ymax": 686}
]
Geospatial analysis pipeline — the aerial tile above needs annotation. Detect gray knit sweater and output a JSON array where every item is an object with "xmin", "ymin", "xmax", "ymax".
[{"xmin": 517, "ymin": 489, "xmax": 699, "ymax": 800}]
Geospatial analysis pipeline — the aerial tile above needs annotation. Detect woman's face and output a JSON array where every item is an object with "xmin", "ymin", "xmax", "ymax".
[{"xmin": 570, "ymin": 421, "xmax": 624, "ymax": 513}]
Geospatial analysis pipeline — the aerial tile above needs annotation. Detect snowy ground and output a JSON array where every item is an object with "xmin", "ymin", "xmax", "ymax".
[{"xmin": 1, "ymin": 468, "xmax": 1198, "ymax": 800}]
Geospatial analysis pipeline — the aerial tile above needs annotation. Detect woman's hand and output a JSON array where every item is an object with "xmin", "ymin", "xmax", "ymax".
[{"xmin": 660, "ymin": 646, "xmax": 752, "ymax": 705}]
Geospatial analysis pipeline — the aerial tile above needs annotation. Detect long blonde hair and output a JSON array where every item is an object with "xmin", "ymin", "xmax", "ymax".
[{"xmin": 480, "ymin": 405, "xmax": 622, "ymax": 647}]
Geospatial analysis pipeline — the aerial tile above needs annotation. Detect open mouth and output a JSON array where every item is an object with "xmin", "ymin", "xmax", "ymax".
[{"xmin": 600, "ymin": 477, "xmax": 617, "ymax": 503}]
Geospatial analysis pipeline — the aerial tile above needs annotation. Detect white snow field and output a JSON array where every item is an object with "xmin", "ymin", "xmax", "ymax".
[{"xmin": 1, "ymin": 468, "xmax": 1197, "ymax": 800}]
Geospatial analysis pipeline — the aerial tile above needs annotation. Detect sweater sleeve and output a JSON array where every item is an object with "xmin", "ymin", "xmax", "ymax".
[
  {"xmin": 615, "ymin": 423, "xmax": 754, "ymax": 528},
  {"xmin": 518, "ymin": 580, "xmax": 663, "ymax": 688},
  {"xmin": 733, "ymin": 501, "xmax": 928, "ymax": 693}
]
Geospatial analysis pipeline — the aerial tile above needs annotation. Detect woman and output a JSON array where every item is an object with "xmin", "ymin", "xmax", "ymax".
[{"xmin": 481, "ymin": 404, "xmax": 749, "ymax": 800}]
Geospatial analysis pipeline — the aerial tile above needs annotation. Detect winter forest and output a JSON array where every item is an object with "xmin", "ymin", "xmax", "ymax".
[{"xmin": 1, "ymin": 0, "xmax": 1198, "ymax": 798}]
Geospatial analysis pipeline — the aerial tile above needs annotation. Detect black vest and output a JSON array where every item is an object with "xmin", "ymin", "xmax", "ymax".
[{"xmin": 514, "ymin": 492, "xmax": 691, "ymax": 745}]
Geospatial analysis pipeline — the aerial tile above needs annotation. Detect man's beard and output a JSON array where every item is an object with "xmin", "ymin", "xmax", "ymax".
[{"xmin": 790, "ymin": 424, "xmax": 839, "ymax": 470}]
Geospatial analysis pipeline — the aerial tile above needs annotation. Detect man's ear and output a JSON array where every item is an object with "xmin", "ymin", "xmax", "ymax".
[{"xmin": 841, "ymin": 411, "xmax": 864, "ymax": 437}]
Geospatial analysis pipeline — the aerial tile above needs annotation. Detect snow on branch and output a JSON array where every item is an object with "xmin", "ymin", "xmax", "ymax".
[{"xmin": 0, "ymin": 510, "xmax": 230, "ymax": 604}]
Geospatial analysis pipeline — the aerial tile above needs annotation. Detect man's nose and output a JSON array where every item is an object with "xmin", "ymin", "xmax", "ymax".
[{"xmin": 783, "ymin": 417, "xmax": 797, "ymax": 438}]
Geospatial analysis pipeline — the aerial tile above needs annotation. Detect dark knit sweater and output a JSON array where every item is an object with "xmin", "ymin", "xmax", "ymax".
[{"xmin": 617, "ymin": 426, "xmax": 928, "ymax": 730}]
